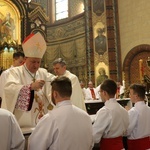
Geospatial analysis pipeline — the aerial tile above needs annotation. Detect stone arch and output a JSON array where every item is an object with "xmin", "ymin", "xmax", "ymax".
[{"xmin": 123, "ymin": 44, "xmax": 150, "ymax": 89}]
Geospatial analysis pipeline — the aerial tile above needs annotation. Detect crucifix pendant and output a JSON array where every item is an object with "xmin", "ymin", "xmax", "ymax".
[{"xmin": 33, "ymin": 78, "xmax": 36, "ymax": 82}]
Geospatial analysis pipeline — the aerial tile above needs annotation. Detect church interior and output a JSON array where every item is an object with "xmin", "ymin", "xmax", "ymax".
[
  {"xmin": 0, "ymin": 0, "xmax": 150, "ymax": 149},
  {"xmin": 0, "ymin": 0, "xmax": 150, "ymax": 95}
]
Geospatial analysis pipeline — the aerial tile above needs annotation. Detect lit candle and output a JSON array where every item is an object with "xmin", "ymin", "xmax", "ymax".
[
  {"xmin": 122, "ymin": 72, "xmax": 125, "ymax": 88},
  {"xmin": 122, "ymin": 80, "xmax": 125, "ymax": 88},
  {"xmin": 139, "ymin": 59, "xmax": 143, "ymax": 83}
]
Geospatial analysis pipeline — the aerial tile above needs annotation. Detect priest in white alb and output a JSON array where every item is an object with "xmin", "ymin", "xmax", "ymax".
[{"xmin": 1, "ymin": 32, "xmax": 55, "ymax": 133}]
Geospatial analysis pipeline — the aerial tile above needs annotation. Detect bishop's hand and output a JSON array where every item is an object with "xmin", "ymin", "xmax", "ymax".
[{"xmin": 31, "ymin": 80, "xmax": 45, "ymax": 91}]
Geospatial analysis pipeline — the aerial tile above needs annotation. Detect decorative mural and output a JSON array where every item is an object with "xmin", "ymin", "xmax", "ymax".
[
  {"xmin": 46, "ymin": 15, "xmax": 87, "ymax": 82},
  {"xmin": 0, "ymin": 0, "xmax": 21, "ymax": 69},
  {"xmin": 0, "ymin": 0, "xmax": 21, "ymax": 43},
  {"xmin": 0, "ymin": 0, "xmax": 48, "ymax": 70},
  {"xmin": 92, "ymin": 0, "xmax": 109, "ymax": 86},
  {"xmin": 93, "ymin": 0, "xmax": 104, "ymax": 16},
  {"xmin": 94, "ymin": 28, "xmax": 107, "ymax": 55}
]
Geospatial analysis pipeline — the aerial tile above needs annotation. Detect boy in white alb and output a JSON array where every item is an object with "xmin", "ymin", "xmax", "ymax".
[
  {"xmin": 127, "ymin": 83, "xmax": 150, "ymax": 150},
  {"xmin": 0, "ymin": 108, "xmax": 25, "ymax": 149},
  {"xmin": 28, "ymin": 76, "xmax": 93, "ymax": 150},
  {"xmin": 92, "ymin": 79, "xmax": 129, "ymax": 150}
]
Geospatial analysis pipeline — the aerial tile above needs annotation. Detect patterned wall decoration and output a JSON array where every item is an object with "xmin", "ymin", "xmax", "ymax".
[
  {"xmin": 28, "ymin": 5, "xmax": 48, "ymax": 38},
  {"xmin": 92, "ymin": 0, "xmax": 109, "ymax": 86},
  {"xmin": 45, "ymin": 15, "xmax": 87, "ymax": 82},
  {"xmin": 47, "ymin": 15, "xmax": 85, "ymax": 41},
  {"xmin": 32, "ymin": 0, "xmax": 49, "ymax": 15}
]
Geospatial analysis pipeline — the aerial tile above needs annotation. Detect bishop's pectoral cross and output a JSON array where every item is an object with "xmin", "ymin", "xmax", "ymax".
[
  {"xmin": 33, "ymin": 78, "xmax": 36, "ymax": 82},
  {"xmin": 32, "ymin": 73, "xmax": 36, "ymax": 82}
]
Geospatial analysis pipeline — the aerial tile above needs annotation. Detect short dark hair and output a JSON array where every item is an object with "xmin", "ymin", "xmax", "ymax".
[
  {"xmin": 130, "ymin": 84, "xmax": 146, "ymax": 99},
  {"xmin": 13, "ymin": 51, "xmax": 25, "ymax": 59},
  {"xmin": 51, "ymin": 76, "xmax": 72, "ymax": 97},
  {"xmin": 52, "ymin": 58, "xmax": 66, "ymax": 66},
  {"xmin": 100, "ymin": 79, "xmax": 117, "ymax": 96}
]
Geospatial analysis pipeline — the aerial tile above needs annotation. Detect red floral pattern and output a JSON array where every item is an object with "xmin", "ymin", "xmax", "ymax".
[{"xmin": 15, "ymin": 84, "xmax": 31, "ymax": 111}]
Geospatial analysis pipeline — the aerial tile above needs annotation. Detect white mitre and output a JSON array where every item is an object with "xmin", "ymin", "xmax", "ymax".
[{"xmin": 22, "ymin": 32, "xmax": 46, "ymax": 58}]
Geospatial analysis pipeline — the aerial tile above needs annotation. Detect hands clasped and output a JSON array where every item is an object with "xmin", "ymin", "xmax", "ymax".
[{"xmin": 31, "ymin": 80, "xmax": 45, "ymax": 91}]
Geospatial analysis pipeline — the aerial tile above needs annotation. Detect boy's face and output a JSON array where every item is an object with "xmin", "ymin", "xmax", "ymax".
[{"xmin": 99, "ymin": 89, "xmax": 106, "ymax": 102}]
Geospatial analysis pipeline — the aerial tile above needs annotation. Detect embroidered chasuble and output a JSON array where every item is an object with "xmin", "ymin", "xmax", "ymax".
[{"xmin": 1, "ymin": 65, "xmax": 55, "ymax": 128}]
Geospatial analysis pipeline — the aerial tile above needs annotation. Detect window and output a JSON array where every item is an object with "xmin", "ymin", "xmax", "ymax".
[{"xmin": 55, "ymin": 0, "xmax": 68, "ymax": 21}]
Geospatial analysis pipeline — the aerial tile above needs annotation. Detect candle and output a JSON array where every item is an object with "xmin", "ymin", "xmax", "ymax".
[
  {"xmin": 139, "ymin": 59, "xmax": 144, "ymax": 83},
  {"xmin": 122, "ymin": 72, "xmax": 125, "ymax": 88},
  {"xmin": 122, "ymin": 80, "xmax": 125, "ymax": 88}
]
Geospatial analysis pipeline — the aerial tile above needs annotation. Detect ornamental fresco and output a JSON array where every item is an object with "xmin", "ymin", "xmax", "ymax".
[{"xmin": 0, "ymin": 0, "xmax": 21, "ymax": 44}]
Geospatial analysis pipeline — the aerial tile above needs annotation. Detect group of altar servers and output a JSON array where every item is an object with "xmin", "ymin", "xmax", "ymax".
[
  {"xmin": 80, "ymin": 80, "xmax": 125, "ymax": 101},
  {"xmin": 0, "ymin": 32, "xmax": 150, "ymax": 150}
]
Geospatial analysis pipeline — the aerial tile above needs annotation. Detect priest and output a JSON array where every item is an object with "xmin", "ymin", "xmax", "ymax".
[
  {"xmin": 52, "ymin": 58, "xmax": 86, "ymax": 111},
  {"xmin": 1, "ymin": 32, "xmax": 55, "ymax": 131}
]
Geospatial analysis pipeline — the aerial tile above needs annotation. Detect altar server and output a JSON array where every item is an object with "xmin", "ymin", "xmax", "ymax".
[
  {"xmin": 127, "ymin": 83, "xmax": 150, "ymax": 150},
  {"xmin": 1, "ymin": 32, "xmax": 55, "ymax": 130},
  {"xmin": 0, "ymin": 108, "xmax": 25, "ymax": 150},
  {"xmin": 92, "ymin": 79, "xmax": 129, "ymax": 150},
  {"xmin": 28, "ymin": 76, "xmax": 93, "ymax": 150}
]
